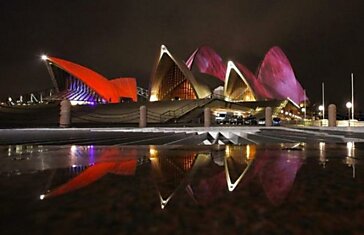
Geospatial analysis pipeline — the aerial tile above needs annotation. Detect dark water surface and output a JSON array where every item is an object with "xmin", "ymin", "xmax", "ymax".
[{"xmin": 1, "ymin": 143, "xmax": 363, "ymax": 234}]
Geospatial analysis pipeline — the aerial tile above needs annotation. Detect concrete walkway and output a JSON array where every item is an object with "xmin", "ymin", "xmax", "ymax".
[{"xmin": 1, "ymin": 126, "xmax": 363, "ymax": 145}]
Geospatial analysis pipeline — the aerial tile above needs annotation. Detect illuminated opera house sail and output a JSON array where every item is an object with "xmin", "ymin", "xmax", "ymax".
[
  {"xmin": 149, "ymin": 45, "xmax": 212, "ymax": 101},
  {"xmin": 42, "ymin": 55, "xmax": 137, "ymax": 104},
  {"xmin": 149, "ymin": 45, "xmax": 308, "ymax": 105},
  {"xmin": 41, "ymin": 44, "xmax": 307, "ymax": 107}
]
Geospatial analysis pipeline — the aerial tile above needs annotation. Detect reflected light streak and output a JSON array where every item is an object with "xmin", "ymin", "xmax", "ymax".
[
  {"xmin": 149, "ymin": 147, "xmax": 158, "ymax": 158},
  {"xmin": 225, "ymin": 145, "xmax": 231, "ymax": 156},
  {"xmin": 246, "ymin": 145, "xmax": 256, "ymax": 161},
  {"xmin": 69, "ymin": 145, "xmax": 81, "ymax": 167},
  {"xmin": 347, "ymin": 142, "xmax": 355, "ymax": 157},
  {"xmin": 292, "ymin": 143, "xmax": 301, "ymax": 149},
  {"xmin": 89, "ymin": 145, "xmax": 95, "ymax": 165},
  {"xmin": 346, "ymin": 142, "xmax": 356, "ymax": 178},
  {"xmin": 319, "ymin": 142, "xmax": 327, "ymax": 168},
  {"xmin": 246, "ymin": 145, "xmax": 250, "ymax": 160},
  {"xmin": 345, "ymin": 156, "xmax": 356, "ymax": 179}
]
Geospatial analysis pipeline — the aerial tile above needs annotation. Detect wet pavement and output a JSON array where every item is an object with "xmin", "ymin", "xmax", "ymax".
[
  {"xmin": 1, "ymin": 127, "xmax": 364, "ymax": 145},
  {"xmin": 1, "ymin": 142, "xmax": 363, "ymax": 234}
]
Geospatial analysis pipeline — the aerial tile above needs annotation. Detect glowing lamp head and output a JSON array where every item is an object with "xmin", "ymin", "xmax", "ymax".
[
  {"xmin": 346, "ymin": 102, "xmax": 352, "ymax": 109},
  {"xmin": 318, "ymin": 105, "xmax": 324, "ymax": 111},
  {"xmin": 41, "ymin": 55, "xmax": 48, "ymax": 61}
]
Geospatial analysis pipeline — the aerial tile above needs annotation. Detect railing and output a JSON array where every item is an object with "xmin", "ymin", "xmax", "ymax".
[
  {"xmin": 137, "ymin": 87, "xmax": 149, "ymax": 99},
  {"xmin": 3, "ymin": 87, "xmax": 149, "ymax": 105},
  {"xmin": 2, "ymin": 88, "xmax": 56, "ymax": 105},
  {"xmin": 147, "ymin": 110, "xmax": 166, "ymax": 123}
]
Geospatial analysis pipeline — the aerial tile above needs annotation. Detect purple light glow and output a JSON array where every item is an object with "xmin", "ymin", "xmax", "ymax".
[
  {"xmin": 252, "ymin": 150, "xmax": 303, "ymax": 205},
  {"xmin": 257, "ymin": 47, "xmax": 307, "ymax": 104},
  {"xmin": 186, "ymin": 46, "xmax": 227, "ymax": 82}
]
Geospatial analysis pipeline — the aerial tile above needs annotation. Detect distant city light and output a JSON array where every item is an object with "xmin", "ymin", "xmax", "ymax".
[
  {"xmin": 318, "ymin": 105, "xmax": 324, "ymax": 111},
  {"xmin": 41, "ymin": 55, "xmax": 48, "ymax": 61}
]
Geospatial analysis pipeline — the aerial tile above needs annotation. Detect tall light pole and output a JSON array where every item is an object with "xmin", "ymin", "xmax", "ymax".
[
  {"xmin": 351, "ymin": 73, "xmax": 354, "ymax": 120},
  {"xmin": 322, "ymin": 82, "xmax": 325, "ymax": 120}
]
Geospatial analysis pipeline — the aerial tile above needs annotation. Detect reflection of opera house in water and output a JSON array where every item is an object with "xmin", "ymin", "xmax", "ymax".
[
  {"xmin": 1, "ymin": 45, "xmax": 309, "ymax": 126},
  {"xmin": 40, "ymin": 144, "xmax": 308, "ymax": 209}
]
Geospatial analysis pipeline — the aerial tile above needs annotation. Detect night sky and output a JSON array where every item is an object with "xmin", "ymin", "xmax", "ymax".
[{"xmin": 0, "ymin": 0, "xmax": 363, "ymax": 113}]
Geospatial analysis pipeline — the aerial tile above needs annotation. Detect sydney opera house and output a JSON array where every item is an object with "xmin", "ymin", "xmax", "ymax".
[
  {"xmin": 41, "ymin": 44, "xmax": 306, "ymax": 106},
  {"xmin": 0, "ymin": 45, "xmax": 308, "ymax": 126},
  {"xmin": 149, "ymin": 45, "xmax": 306, "ymax": 106}
]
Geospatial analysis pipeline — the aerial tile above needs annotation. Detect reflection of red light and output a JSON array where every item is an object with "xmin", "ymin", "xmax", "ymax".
[
  {"xmin": 98, "ymin": 148, "xmax": 138, "ymax": 161},
  {"xmin": 46, "ymin": 160, "xmax": 137, "ymax": 198}
]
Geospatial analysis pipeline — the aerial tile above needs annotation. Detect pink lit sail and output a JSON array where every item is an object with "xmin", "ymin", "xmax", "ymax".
[
  {"xmin": 257, "ymin": 47, "xmax": 307, "ymax": 104},
  {"xmin": 252, "ymin": 150, "xmax": 303, "ymax": 205},
  {"xmin": 186, "ymin": 46, "xmax": 227, "ymax": 82},
  {"xmin": 191, "ymin": 170, "xmax": 226, "ymax": 205}
]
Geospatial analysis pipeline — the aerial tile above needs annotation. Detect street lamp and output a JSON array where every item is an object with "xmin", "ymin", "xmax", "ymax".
[
  {"xmin": 318, "ymin": 105, "xmax": 324, "ymax": 118},
  {"xmin": 301, "ymin": 107, "xmax": 306, "ymax": 116},
  {"xmin": 301, "ymin": 107, "xmax": 306, "ymax": 126},
  {"xmin": 346, "ymin": 101, "xmax": 352, "ymax": 126}
]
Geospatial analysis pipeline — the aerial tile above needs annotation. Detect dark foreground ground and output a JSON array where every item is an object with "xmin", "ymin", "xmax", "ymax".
[{"xmin": 0, "ymin": 143, "xmax": 363, "ymax": 234}]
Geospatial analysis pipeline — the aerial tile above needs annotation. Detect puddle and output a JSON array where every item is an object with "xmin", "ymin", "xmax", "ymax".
[{"xmin": 0, "ymin": 142, "xmax": 363, "ymax": 233}]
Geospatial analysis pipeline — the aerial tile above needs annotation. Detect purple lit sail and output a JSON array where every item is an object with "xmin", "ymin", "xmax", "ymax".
[
  {"xmin": 252, "ymin": 150, "xmax": 303, "ymax": 205},
  {"xmin": 257, "ymin": 47, "xmax": 307, "ymax": 104},
  {"xmin": 186, "ymin": 46, "xmax": 227, "ymax": 82}
]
